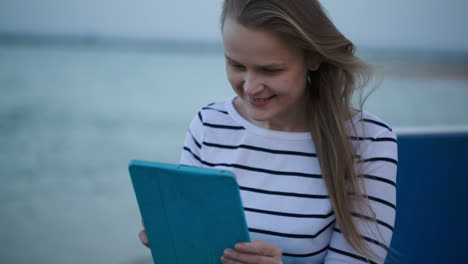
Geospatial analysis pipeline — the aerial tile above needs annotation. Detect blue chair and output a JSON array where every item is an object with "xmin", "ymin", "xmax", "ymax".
[{"xmin": 387, "ymin": 131, "xmax": 468, "ymax": 263}]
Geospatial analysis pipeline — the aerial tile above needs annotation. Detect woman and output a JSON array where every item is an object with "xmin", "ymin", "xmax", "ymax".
[{"xmin": 140, "ymin": 1, "xmax": 397, "ymax": 263}]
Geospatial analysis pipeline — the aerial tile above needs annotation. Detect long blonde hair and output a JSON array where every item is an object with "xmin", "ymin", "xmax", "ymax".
[{"xmin": 221, "ymin": 0, "xmax": 383, "ymax": 261}]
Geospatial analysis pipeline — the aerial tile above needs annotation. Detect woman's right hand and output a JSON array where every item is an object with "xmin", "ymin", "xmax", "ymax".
[{"xmin": 139, "ymin": 220, "xmax": 150, "ymax": 248}]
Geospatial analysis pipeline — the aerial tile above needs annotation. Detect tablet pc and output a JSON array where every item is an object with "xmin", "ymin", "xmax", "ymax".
[{"xmin": 129, "ymin": 160, "xmax": 251, "ymax": 264}]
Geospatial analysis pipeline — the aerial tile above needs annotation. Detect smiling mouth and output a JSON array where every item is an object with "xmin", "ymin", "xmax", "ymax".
[{"xmin": 251, "ymin": 95, "xmax": 276, "ymax": 102}]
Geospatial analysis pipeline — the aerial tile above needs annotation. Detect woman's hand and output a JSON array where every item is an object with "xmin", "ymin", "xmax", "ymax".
[
  {"xmin": 221, "ymin": 239, "xmax": 283, "ymax": 264},
  {"xmin": 138, "ymin": 220, "xmax": 150, "ymax": 248}
]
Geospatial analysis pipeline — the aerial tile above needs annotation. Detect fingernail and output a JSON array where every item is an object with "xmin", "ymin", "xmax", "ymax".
[
  {"xmin": 224, "ymin": 249, "xmax": 234, "ymax": 256},
  {"xmin": 235, "ymin": 243, "xmax": 245, "ymax": 250},
  {"xmin": 220, "ymin": 256, "xmax": 228, "ymax": 263}
]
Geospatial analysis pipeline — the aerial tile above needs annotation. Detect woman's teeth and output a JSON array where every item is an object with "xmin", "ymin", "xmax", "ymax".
[{"xmin": 252, "ymin": 96, "xmax": 275, "ymax": 102}]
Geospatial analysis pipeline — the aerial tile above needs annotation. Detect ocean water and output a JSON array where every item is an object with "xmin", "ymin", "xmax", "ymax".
[{"xmin": 0, "ymin": 42, "xmax": 467, "ymax": 264}]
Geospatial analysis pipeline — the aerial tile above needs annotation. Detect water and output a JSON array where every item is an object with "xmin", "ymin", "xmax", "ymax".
[{"xmin": 0, "ymin": 42, "xmax": 467, "ymax": 264}]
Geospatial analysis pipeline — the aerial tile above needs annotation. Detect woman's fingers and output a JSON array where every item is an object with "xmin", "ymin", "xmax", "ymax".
[
  {"xmin": 235, "ymin": 239, "xmax": 282, "ymax": 257},
  {"xmin": 221, "ymin": 240, "xmax": 282, "ymax": 264},
  {"xmin": 220, "ymin": 255, "xmax": 243, "ymax": 264},
  {"xmin": 138, "ymin": 229, "xmax": 150, "ymax": 248},
  {"xmin": 221, "ymin": 249, "xmax": 263, "ymax": 264},
  {"xmin": 139, "ymin": 219, "xmax": 150, "ymax": 248}
]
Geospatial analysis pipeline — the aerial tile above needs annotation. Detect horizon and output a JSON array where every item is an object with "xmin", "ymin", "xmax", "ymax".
[{"xmin": 1, "ymin": 0, "xmax": 467, "ymax": 52}]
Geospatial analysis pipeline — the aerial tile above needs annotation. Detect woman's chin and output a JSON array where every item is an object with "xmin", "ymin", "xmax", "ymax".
[{"xmin": 245, "ymin": 111, "xmax": 273, "ymax": 124}]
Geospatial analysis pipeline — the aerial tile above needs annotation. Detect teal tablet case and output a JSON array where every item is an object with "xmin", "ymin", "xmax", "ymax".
[{"xmin": 129, "ymin": 160, "xmax": 251, "ymax": 264}]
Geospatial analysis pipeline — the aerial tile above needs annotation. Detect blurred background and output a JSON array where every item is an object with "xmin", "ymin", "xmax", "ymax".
[{"xmin": 0, "ymin": 0, "xmax": 467, "ymax": 263}]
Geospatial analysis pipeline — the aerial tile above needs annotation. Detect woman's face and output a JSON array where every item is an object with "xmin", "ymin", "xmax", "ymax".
[{"xmin": 222, "ymin": 18, "xmax": 312, "ymax": 132}]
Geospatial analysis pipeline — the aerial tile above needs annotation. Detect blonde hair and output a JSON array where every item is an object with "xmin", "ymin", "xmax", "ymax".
[{"xmin": 221, "ymin": 0, "xmax": 384, "ymax": 261}]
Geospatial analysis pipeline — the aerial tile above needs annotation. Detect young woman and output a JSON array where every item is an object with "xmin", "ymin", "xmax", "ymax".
[{"xmin": 140, "ymin": 1, "xmax": 397, "ymax": 263}]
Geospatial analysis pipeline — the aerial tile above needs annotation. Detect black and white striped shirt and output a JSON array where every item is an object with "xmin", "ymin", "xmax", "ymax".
[{"xmin": 180, "ymin": 96, "xmax": 397, "ymax": 264}]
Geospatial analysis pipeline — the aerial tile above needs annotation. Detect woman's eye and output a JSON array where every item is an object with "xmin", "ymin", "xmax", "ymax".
[
  {"xmin": 231, "ymin": 64, "xmax": 246, "ymax": 70},
  {"xmin": 263, "ymin": 68, "xmax": 283, "ymax": 73}
]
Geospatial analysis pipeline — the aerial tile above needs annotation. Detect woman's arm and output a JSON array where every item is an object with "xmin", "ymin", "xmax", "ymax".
[{"xmin": 324, "ymin": 128, "xmax": 398, "ymax": 264}]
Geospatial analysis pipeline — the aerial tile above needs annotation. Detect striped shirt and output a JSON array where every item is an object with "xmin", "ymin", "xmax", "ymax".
[{"xmin": 180, "ymin": 96, "xmax": 397, "ymax": 264}]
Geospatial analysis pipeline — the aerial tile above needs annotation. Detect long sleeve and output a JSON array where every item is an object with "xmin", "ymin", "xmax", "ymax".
[
  {"xmin": 324, "ymin": 128, "xmax": 398, "ymax": 264},
  {"xmin": 179, "ymin": 111, "xmax": 205, "ymax": 167}
]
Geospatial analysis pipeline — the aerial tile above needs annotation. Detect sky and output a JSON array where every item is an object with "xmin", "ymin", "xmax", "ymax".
[{"xmin": 0, "ymin": 0, "xmax": 467, "ymax": 51}]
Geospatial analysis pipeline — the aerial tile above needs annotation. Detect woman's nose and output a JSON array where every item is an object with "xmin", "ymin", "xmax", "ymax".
[{"xmin": 243, "ymin": 73, "xmax": 264, "ymax": 96}]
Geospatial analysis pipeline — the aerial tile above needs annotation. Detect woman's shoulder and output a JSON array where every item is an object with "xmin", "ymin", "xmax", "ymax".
[
  {"xmin": 199, "ymin": 99, "xmax": 230, "ymax": 116},
  {"xmin": 350, "ymin": 110, "xmax": 398, "ymax": 166},
  {"xmin": 351, "ymin": 110, "xmax": 397, "ymax": 139},
  {"xmin": 190, "ymin": 97, "xmax": 240, "ymax": 128}
]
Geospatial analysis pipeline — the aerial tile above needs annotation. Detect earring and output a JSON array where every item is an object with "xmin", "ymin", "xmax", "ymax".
[{"xmin": 307, "ymin": 72, "xmax": 312, "ymax": 87}]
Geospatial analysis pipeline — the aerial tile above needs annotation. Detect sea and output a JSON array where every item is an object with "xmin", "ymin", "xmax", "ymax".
[{"xmin": 0, "ymin": 40, "xmax": 467, "ymax": 263}]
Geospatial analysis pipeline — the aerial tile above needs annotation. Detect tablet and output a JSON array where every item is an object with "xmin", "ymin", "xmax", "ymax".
[{"xmin": 128, "ymin": 160, "xmax": 251, "ymax": 264}]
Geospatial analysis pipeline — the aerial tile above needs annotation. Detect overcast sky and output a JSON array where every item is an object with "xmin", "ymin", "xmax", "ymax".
[{"xmin": 1, "ymin": 0, "xmax": 467, "ymax": 51}]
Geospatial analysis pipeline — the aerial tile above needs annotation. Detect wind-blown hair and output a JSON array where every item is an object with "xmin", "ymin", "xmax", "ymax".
[{"xmin": 221, "ymin": 0, "xmax": 384, "ymax": 261}]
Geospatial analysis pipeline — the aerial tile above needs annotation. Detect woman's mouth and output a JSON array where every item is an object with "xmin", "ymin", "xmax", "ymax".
[{"xmin": 249, "ymin": 95, "xmax": 276, "ymax": 106}]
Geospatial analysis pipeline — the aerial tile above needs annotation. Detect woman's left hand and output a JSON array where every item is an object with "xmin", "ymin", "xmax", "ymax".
[{"xmin": 221, "ymin": 239, "xmax": 283, "ymax": 264}]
